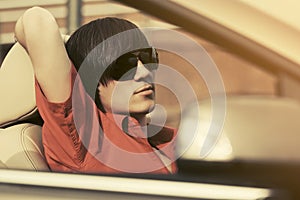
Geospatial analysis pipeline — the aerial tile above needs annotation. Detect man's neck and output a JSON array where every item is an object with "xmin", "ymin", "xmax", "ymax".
[{"xmin": 131, "ymin": 114, "xmax": 149, "ymax": 126}]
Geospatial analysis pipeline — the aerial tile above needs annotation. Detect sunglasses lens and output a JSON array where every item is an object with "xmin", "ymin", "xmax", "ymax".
[
  {"xmin": 111, "ymin": 54, "xmax": 137, "ymax": 80},
  {"xmin": 139, "ymin": 51, "xmax": 151, "ymax": 63},
  {"xmin": 127, "ymin": 56, "xmax": 138, "ymax": 66},
  {"xmin": 110, "ymin": 47, "xmax": 159, "ymax": 81},
  {"xmin": 139, "ymin": 48, "xmax": 159, "ymax": 70}
]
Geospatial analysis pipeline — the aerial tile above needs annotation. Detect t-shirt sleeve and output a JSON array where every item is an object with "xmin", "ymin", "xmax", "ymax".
[{"xmin": 35, "ymin": 65, "xmax": 103, "ymax": 172}]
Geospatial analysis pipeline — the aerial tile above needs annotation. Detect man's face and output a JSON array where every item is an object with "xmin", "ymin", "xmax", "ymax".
[{"xmin": 99, "ymin": 60, "xmax": 156, "ymax": 116}]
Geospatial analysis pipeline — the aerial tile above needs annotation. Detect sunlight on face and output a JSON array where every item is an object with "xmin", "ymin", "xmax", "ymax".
[{"xmin": 99, "ymin": 61, "xmax": 157, "ymax": 116}]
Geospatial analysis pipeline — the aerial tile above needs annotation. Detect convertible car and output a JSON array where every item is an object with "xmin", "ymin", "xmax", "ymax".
[{"xmin": 1, "ymin": 0, "xmax": 300, "ymax": 199}]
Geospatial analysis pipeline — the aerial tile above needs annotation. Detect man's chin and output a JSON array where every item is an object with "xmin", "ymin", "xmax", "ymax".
[{"xmin": 130, "ymin": 103, "xmax": 156, "ymax": 116}]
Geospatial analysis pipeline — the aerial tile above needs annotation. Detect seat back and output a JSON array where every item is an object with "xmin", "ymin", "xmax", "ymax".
[
  {"xmin": 0, "ymin": 42, "xmax": 49, "ymax": 171},
  {"xmin": 0, "ymin": 123, "xmax": 49, "ymax": 171}
]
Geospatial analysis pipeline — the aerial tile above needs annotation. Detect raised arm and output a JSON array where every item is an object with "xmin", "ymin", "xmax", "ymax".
[{"xmin": 15, "ymin": 7, "xmax": 71, "ymax": 103}]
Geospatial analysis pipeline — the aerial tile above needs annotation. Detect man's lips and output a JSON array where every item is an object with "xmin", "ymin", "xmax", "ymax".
[{"xmin": 134, "ymin": 84, "xmax": 154, "ymax": 94}]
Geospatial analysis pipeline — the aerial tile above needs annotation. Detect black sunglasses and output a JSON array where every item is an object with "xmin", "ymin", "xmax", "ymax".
[{"xmin": 109, "ymin": 47, "xmax": 159, "ymax": 81}]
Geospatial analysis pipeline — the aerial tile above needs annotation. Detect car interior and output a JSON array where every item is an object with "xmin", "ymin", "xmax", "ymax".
[
  {"xmin": 0, "ymin": 42, "xmax": 49, "ymax": 171},
  {"xmin": 0, "ymin": 33, "xmax": 72, "ymax": 171},
  {"xmin": 1, "ymin": 0, "xmax": 300, "ymax": 199}
]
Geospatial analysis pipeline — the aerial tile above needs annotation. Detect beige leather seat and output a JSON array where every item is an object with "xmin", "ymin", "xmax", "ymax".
[{"xmin": 0, "ymin": 42, "xmax": 49, "ymax": 171}]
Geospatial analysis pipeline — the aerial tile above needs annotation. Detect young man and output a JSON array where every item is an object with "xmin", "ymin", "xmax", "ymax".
[{"xmin": 15, "ymin": 7, "xmax": 177, "ymax": 174}]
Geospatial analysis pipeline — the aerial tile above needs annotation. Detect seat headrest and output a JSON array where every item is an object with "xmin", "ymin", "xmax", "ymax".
[{"xmin": 0, "ymin": 42, "xmax": 36, "ymax": 127}]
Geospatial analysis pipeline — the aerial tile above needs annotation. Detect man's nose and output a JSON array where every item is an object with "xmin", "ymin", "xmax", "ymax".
[{"xmin": 133, "ymin": 60, "xmax": 154, "ymax": 81}]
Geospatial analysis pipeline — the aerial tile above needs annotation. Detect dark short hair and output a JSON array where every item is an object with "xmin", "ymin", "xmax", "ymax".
[{"xmin": 65, "ymin": 17, "xmax": 150, "ymax": 112}]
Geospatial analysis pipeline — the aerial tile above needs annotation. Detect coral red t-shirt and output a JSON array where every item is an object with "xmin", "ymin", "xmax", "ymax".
[{"xmin": 35, "ymin": 65, "xmax": 177, "ymax": 174}]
